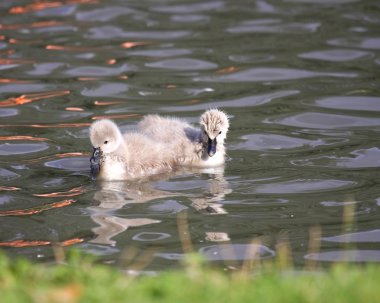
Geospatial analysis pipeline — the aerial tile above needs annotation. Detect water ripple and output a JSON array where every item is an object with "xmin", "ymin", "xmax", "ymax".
[
  {"xmin": 148, "ymin": 200, "xmax": 188, "ymax": 214},
  {"xmin": 0, "ymin": 84, "xmax": 54, "ymax": 94},
  {"xmin": 87, "ymin": 26, "xmax": 191, "ymax": 40},
  {"xmin": 81, "ymin": 82, "xmax": 129, "ymax": 97},
  {"xmin": 267, "ymin": 112, "xmax": 380, "ymax": 129},
  {"xmin": 146, "ymin": 58, "xmax": 217, "ymax": 70},
  {"xmin": 65, "ymin": 64, "xmax": 134, "ymax": 77},
  {"xmin": 314, "ymin": 96, "xmax": 380, "ymax": 111},
  {"xmin": 0, "ymin": 108, "xmax": 18, "ymax": 117},
  {"xmin": 232, "ymin": 134, "xmax": 329, "ymax": 151},
  {"xmin": 328, "ymin": 37, "xmax": 380, "ymax": 50},
  {"xmin": 76, "ymin": 6, "xmax": 136, "ymax": 22},
  {"xmin": 229, "ymin": 54, "xmax": 275, "ymax": 63},
  {"xmin": 151, "ymin": 1, "xmax": 225, "ymax": 13},
  {"xmin": 195, "ymin": 67, "xmax": 357, "ymax": 82},
  {"xmin": 286, "ymin": 0, "xmax": 359, "ymax": 4},
  {"xmin": 171, "ymin": 14, "xmax": 210, "ymax": 23},
  {"xmin": 44, "ymin": 157, "xmax": 88, "ymax": 171},
  {"xmin": 323, "ymin": 229, "xmax": 380, "ymax": 243},
  {"xmin": 129, "ymin": 48, "xmax": 192, "ymax": 58},
  {"xmin": 227, "ymin": 19, "xmax": 320, "ymax": 34},
  {"xmin": 132, "ymin": 232, "xmax": 171, "ymax": 242},
  {"xmin": 35, "ymin": 5, "xmax": 76, "ymax": 17},
  {"xmin": 199, "ymin": 244, "xmax": 275, "ymax": 261},
  {"xmin": 255, "ymin": 179, "xmax": 356, "ymax": 194},
  {"xmin": 293, "ymin": 148, "xmax": 380, "ymax": 168},
  {"xmin": 27, "ymin": 62, "xmax": 64, "ymax": 76},
  {"xmin": 0, "ymin": 142, "xmax": 49, "ymax": 155},
  {"xmin": 299, "ymin": 49, "xmax": 372, "ymax": 62},
  {"xmin": 305, "ymin": 250, "xmax": 380, "ymax": 262},
  {"xmin": 162, "ymin": 90, "xmax": 299, "ymax": 112},
  {"xmin": 0, "ymin": 168, "xmax": 20, "ymax": 181}
]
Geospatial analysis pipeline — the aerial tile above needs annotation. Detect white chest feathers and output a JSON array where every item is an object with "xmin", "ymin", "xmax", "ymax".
[
  {"xmin": 200, "ymin": 151, "xmax": 225, "ymax": 167},
  {"xmin": 99, "ymin": 157, "xmax": 127, "ymax": 181}
]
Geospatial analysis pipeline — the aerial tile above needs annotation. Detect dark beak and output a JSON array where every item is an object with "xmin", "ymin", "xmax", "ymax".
[
  {"xmin": 207, "ymin": 137, "xmax": 217, "ymax": 157},
  {"xmin": 90, "ymin": 147, "xmax": 102, "ymax": 180}
]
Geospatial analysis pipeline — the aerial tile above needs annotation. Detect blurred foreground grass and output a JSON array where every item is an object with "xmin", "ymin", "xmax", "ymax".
[{"xmin": 0, "ymin": 251, "xmax": 378, "ymax": 303}]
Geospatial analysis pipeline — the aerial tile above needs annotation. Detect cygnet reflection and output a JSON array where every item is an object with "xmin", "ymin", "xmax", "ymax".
[{"xmin": 88, "ymin": 167, "xmax": 231, "ymax": 246}]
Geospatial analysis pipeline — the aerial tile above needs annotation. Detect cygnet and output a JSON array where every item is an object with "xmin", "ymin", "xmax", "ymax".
[
  {"xmin": 138, "ymin": 109, "xmax": 229, "ymax": 167},
  {"xmin": 89, "ymin": 119, "xmax": 177, "ymax": 181},
  {"xmin": 89, "ymin": 109, "xmax": 229, "ymax": 180}
]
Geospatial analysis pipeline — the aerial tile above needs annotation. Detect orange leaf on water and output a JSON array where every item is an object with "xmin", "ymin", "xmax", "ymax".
[
  {"xmin": 121, "ymin": 41, "xmax": 149, "ymax": 49},
  {"xmin": 33, "ymin": 186, "xmax": 84, "ymax": 198},
  {"xmin": 0, "ymin": 199, "xmax": 76, "ymax": 217},
  {"xmin": 0, "ymin": 237, "xmax": 84, "ymax": 248},
  {"xmin": 0, "ymin": 240, "xmax": 50, "ymax": 247},
  {"xmin": 0, "ymin": 186, "xmax": 21, "ymax": 191},
  {"xmin": 65, "ymin": 107, "xmax": 85, "ymax": 112},
  {"xmin": 62, "ymin": 238, "xmax": 84, "ymax": 246},
  {"xmin": 94, "ymin": 100, "xmax": 124, "ymax": 106},
  {"xmin": 0, "ymin": 135, "xmax": 49, "ymax": 141},
  {"xmin": 0, "ymin": 90, "xmax": 70, "ymax": 107}
]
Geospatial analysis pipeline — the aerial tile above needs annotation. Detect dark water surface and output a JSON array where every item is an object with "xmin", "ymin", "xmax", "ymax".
[{"xmin": 0, "ymin": 0, "xmax": 379, "ymax": 271}]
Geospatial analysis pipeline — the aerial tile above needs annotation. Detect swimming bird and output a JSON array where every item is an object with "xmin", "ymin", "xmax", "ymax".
[
  {"xmin": 89, "ymin": 109, "xmax": 229, "ymax": 180},
  {"xmin": 138, "ymin": 109, "xmax": 229, "ymax": 167},
  {"xmin": 89, "ymin": 119, "xmax": 177, "ymax": 181}
]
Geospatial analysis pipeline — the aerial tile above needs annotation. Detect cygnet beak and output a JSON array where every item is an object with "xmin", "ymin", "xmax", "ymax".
[
  {"xmin": 207, "ymin": 137, "xmax": 217, "ymax": 157},
  {"xmin": 90, "ymin": 147, "xmax": 102, "ymax": 180}
]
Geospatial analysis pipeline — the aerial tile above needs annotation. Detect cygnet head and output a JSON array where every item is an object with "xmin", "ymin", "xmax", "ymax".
[
  {"xmin": 200, "ymin": 109, "xmax": 229, "ymax": 157},
  {"xmin": 89, "ymin": 119, "xmax": 123, "ymax": 154},
  {"xmin": 89, "ymin": 119, "xmax": 123, "ymax": 180}
]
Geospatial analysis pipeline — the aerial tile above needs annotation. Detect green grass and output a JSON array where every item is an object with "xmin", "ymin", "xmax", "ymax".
[{"xmin": 0, "ymin": 252, "xmax": 378, "ymax": 303}]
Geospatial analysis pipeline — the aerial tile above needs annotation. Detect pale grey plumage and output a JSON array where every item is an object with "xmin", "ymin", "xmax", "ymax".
[
  {"xmin": 89, "ymin": 119, "xmax": 177, "ymax": 181},
  {"xmin": 138, "ymin": 109, "xmax": 229, "ymax": 167},
  {"xmin": 89, "ymin": 109, "xmax": 229, "ymax": 181}
]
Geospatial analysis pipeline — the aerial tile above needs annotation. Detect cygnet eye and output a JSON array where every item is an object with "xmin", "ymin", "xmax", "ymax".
[
  {"xmin": 219, "ymin": 131, "xmax": 222, "ymax": 134},
  {"xmin": 104, "ymin": 140, "xmax": 108, "ymax": 144}
]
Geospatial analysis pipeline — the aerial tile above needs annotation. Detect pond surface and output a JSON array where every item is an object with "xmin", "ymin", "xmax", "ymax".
[{"xmin": 0, "ymin": 0, "xmax": 379, "ymax": 271}]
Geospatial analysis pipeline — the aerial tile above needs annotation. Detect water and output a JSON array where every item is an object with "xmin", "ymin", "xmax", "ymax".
[{"xmin": 0, "ymin": 0, "xmax": 379, "ymax": 271}]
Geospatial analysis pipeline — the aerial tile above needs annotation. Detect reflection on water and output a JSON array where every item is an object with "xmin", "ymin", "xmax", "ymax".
[
  {"xmin": 299, "ymin": 49, "xmax": 373, "ymax": 62},
  {"xmin": 89, "ymin": 168, "xmax": 230, "ymax": 247},
  {"xmin": 0, "ymin": 0, "xmax": 379, "ymax": 270},
  {"xmin": 199, "ymin": 244, "xmax": 275, "ymax": 261},
  {"xmin": 196, "ymin": 67, "xmax": 357, "ymax": 82},
  {"xmin": 315, "ymin": 96, "xmax": 380, "ymax": 111},
  {"xmin": 305, "ymin": 250, "xmax": 380, "ymax": 262}
]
